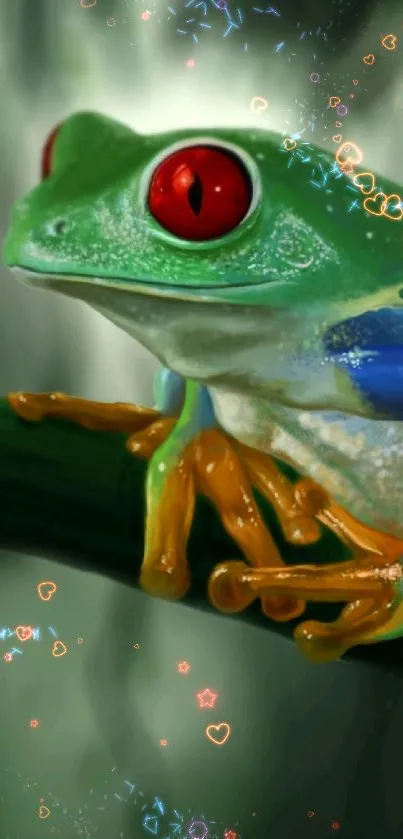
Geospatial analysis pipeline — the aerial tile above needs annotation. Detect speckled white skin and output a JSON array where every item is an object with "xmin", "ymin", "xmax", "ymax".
[{"xmin": 95, "ymin": 293, "xmax": 403, "ymax": 541}]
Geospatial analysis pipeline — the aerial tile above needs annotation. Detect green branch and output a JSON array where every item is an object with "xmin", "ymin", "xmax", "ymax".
[{"xmin": 0, "ymin": 397, "xmax": 401, "ymax": 671}]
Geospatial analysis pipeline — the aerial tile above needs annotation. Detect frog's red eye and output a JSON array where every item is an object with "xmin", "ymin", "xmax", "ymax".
[
  {"xmin": 147, "ymin": 145, "xmax": 253, "ymax": 241},
  {"xmin": 41, "ymin": 125, "xmax": 61, "ymax": 180}
]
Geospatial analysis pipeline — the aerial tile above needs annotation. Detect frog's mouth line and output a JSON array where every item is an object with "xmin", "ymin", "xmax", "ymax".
[
  {"xmin": 11, "ymin": 267, "xmax": 403, "ymax": 325},
  {"xmin": 10, "ymin": 266, "xmax": 286, "ymax": 304}
]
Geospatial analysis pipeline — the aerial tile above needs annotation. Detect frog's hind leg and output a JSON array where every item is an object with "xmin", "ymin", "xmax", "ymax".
[
  {"xmin": 208, "ymin": 473, "xmax": 403, "ymax": 662},
  {"xmin": 294, "ymin": 476, "xmax": 403, "ymax": 562},
  {"xmin": 208, "ymin": 557, "xmax": 402, "ymax": 663},
  {"xmin": 232, "ymin": 439, "xmax": 323, "ymax": 546}
]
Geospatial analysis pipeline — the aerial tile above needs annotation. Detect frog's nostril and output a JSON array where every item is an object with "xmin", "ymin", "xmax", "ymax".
[{"xmin": 49, "ymin": 219, "xmax": 68, "ymax": 236}]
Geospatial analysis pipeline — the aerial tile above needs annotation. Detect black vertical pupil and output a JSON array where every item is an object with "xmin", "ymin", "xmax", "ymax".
[{"xmin": 187, "ymin": 173, "xmax": 203, "ymax": 215}]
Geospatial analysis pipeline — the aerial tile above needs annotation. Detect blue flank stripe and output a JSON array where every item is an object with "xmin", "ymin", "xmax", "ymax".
[{"xmin": 324, "ymin": 308, "xmax": 403, "ymax": 419}]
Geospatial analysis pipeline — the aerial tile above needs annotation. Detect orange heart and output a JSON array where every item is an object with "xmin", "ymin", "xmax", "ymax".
[
  {"xmin": 283, "ymin": 137, "xmax": 296, "ymax": 151},
  {"xmin": 16, "ymin": 625, "xmax": 32, "ymax": 642},
  {"xmin": 332, "ymin": 134, "xmax": 342, "ymax": 144},
  {"xmin": 38, "ymin": 805, "xmax": 51, "ymax": 819},
  {"xmin": 381, "ymin": 33, "xmax": 397, "ymax": 50},
  {"xmin": 352, "ymin": 171, "xmax": 376, "ymax": 195},
  {"xmin": 37, "ymin": 580, "xmax": 57, "ymax": 602},
  {"xmin": 363, "ymin": 53, "xmax": 375, "ymax": 65},
  {"xmin": 52, "ymin": 640, "xmax": 67, "ymax": 657},
  {"xmin": 205, "ymin": 722, "xmax": 231, "ymax": 746},
  {"xmin": 381, "ymin": 193, "xmax": 403, "ymax": 221},
  {"xmin": 336, "ymin": 141, "xmax": 363, "ymax": 167},
  {"xmin": 363, "ymin": 191, "xmax": 387, "ymax": 216}
]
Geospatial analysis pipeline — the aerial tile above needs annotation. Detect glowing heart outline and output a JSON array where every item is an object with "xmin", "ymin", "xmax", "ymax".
[
  {"xmin": 381, "ymin": 33, "xmax": 397, "ymax": 51},
  {"xmin": 352, "ymin": 171, "xmax": 376, "ymax": 195},
  {"xmin": 37, "ymin": 580, "xmax": 57, "ymax": 602},
  {"xmin": 16, "ymin": 625, "xmax": 32, "ymax": 642},
  {"xmin": 250, "ymin": 96, "xmax": 268, "ymax": 114},
  {"xmin": 52, "ymin": 640, "xmax": 67, "ymax": 658},
  {"xmin": 381, "ymin": 193, "xmax": 403, "ymax": 221},
  {"xmin": 205, "ymin": 722, "xmax": 231, "ymax": 746},
  {"xmin": 283, "ymin": 137, "xmax": 297, "ymax": 152},
  {"xmin": 336, "ymin": 141, "xmax": 363, "ymax": 168},
  {"xmin": 363, "ymin": 191, "xmax": 387, "ymax": 216}
]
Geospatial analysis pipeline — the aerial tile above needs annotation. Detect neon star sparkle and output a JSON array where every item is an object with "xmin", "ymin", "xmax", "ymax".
[{"xmin": 196, "ymin": 688, "xmax": 218, "ymax": 708}]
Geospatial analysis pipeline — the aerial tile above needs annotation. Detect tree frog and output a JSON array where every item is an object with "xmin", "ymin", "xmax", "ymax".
[{"xmin": 4, "ymin": 111, "xmax": 403, "ymax": 664}]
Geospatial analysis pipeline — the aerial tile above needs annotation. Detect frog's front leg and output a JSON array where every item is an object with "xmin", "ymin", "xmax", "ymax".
[
  {"xmin": 137, "ymin": 377, "xmax": 312, "ymax": 621},
  {"xmin": 8, "ymin": 374, "xmax": 318, "ymax": 622},
  {"xmin": 8, "ymin": 390, "xmax": 160, "ymax": 432}
]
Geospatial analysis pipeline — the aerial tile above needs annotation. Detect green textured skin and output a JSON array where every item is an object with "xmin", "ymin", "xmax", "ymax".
[{"xmin": 3, "ymin": 111, "xmax": 403, "ymax": 310}]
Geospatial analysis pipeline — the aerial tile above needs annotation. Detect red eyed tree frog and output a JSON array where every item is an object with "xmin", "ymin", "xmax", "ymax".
[{"xmin": 4, "ymin": 111, "xmax": 403, "ymax": 664}]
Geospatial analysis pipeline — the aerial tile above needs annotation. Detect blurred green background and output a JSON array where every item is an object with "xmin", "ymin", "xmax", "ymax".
[{"xmin": 2, "ymin": 1, "xmax": 403, "ymax": 837}]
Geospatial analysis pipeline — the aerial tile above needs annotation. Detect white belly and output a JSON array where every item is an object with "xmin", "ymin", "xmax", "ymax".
[
  {"xmin": 211, "ymin": 387, "xmax": 403, "ymax": 538},
  {"xmin": 62, "ymin": 281, "xmax": 403, "ymax": 538}
]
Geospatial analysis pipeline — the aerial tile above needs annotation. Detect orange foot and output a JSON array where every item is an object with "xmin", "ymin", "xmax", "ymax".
[
  {"xmin": 137, "ymin": 427, "xmax": 323, "ymax": 621},
  {"xmin": 209, "ymin": 477, "xmax": 403, "ymax": 662}
]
